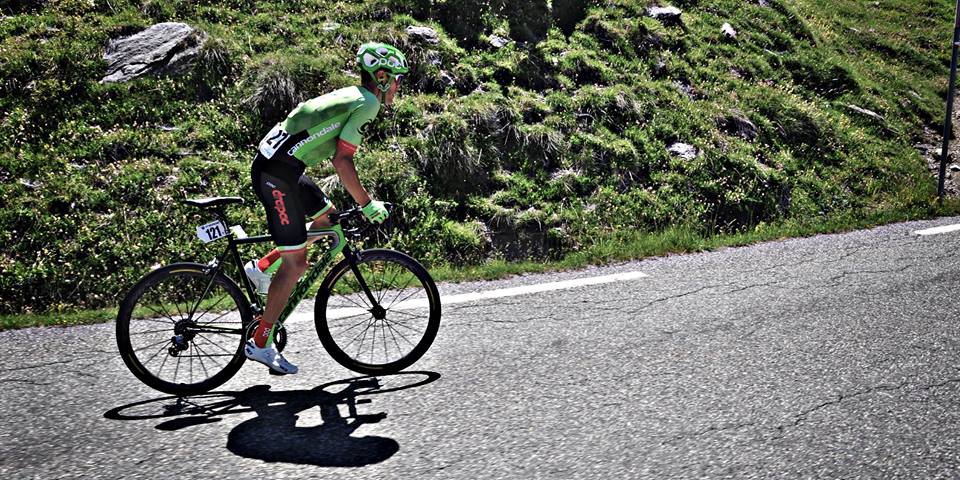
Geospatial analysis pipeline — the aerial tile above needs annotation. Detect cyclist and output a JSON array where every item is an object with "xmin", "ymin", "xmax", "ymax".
[{"xmin": 243, "ymin": 43, "xmax": 408, "ymax": 374}]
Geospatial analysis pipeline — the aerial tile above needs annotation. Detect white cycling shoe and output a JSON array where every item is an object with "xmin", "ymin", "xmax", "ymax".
[
  {"xmin": 244, "ymin": 340, "xmax": 298, "ymax": 375},
  {"xmin": 244, "ymin": 260, "xmax": 272, "ymax": 295}
]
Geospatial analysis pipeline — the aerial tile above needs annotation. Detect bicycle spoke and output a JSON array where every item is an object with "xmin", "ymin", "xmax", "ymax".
[
  {"xmin": 387, "ymin": 308, "xmax": 429, "ymax": 323},
  {"xmin": 386, "ymin": 274, "xmax": 419, "ymax": 309},
  {"xmin": 349, "ymin": 318, "xmax": 376, "ymax": 359},
  {"xmin": 336, "ymin": 320, "xmax": 375, "ymax": 346},
  {"xmin": 195, "ymin": 294, "xmax": 230, "ymax": 325},
  {"xmin": 371, "ymin": 265, "xmax": 385, "ymax": 305},
  {"xmin": 383, "ymin": 318, "xmax": 420, "ymax": 344},
  {"xmin": 331, "ymin": 314, "xmax": 376, "ymax": 336},
  {"xmin": 330, "ymin": 311, "xmax": 373, "ymax": 323},
  {"xmin": 369, "ymin": 320, "xmax": 378, "ymax": 364},
  {"xmin": 195, "ymin": 332, "xmax": 236, "ymax": 356},
  {"xmin": 169, "ymin": 354, "xmax": 235, "ymax": 358},
  {"xmin": 189, "ymin": 341, "xmax": 194, "ymax": 384},
  {"xmin": 374, "ymin": 263, "xmax": 392, "ymax": 305},
  {"xmin": 156, "ymin": 349, "xmax": 170, "ymax": 378},
  {"xmin": 173, "ymin": 351, "xmax": 181, "ymax": 384},
  {"xmin": 192, "ymin": 341, "xmax": 213, "ymax": 379},
  {"xmin": 333, "ymin": 292, "xmax": 370, "ymax": 312},
  {"xmin": 388, "ymin": 286, "xmax": 424, "ymax": 310},
  {"xmin": 143, "ymin": 305, "xmax": 177, "ymax": 324},
  {"xmin": 133, "ymin": 317, "xmax": 177, "ymax": 326},
  {"xmin": 390, "ymin": 320, "xmax": 423, "ymax": 334},
  {"xmin": 347, "ymin": 274, "xmax": 372, "ymax": 309},
  {"xmin": 140, "ymin": 340, "xmax": 171, "ymax": 366},
  {"xmin": 197, "ymin": 308, "xmax": 238, "ymax": 327},
  {"xmin": 130, "ymin": 327, "xmax": 176, "ymax": 336},
  {"xmin": 172, "ymin": 298, "xmax": 186, "ymax": 323},
  {"xmin": 133, "ymin": 336, "xmax": 175, "ymax": 353},
  {"xmin": 381, "ymin": 320, "xmax": 390, "ymax": 362},
  {"xmin": 380, "ymin": 263, "xmax": 403, "ymax": 304},
  {"xmin": 384, "ymin": 317, "xmax": 426, "ymax": 335},
  {"xmin": 383, "ymin": 318, "xmax": 410, "ymax": 352}
]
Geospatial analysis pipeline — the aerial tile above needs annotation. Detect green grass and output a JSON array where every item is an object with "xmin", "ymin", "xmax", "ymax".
[
  {"xmin": 7, "ymin": 199, "xmax": 959, "ymax": 331},
  {"xmin": 1, "ymin": 0, "xmax": 957, "ymax": 320},
  {"xmin": 1, "ymin": 307, "xmax": 118, "ymax": 330}
]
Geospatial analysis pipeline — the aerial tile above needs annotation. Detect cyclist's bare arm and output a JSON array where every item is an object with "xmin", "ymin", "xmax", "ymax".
[{"xmin": 330, "ymin": 142, "xmax": 372, "ymax": 207}]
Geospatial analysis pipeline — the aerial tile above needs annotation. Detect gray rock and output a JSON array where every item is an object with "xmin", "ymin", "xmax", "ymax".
[
  {"xmin": 950, "ymin": 164, "xmax": 960, "ymax": 172},
  {"xmin": 427, "ymin": 50, "xmax": 443, "ymax": 67},
  {"xmin": 489, "ymin": 34, "xmax": 511, "ymax": 49},
  {"xmin": 756, "ymin": 0, "xmax": 770, "ymax": 6},
  {"xmin": 720, "ymin": 110, "xmax": 758, "ymax": 141},
  {"xmin": 667, "ymin": 142, "xmax": 698, "ymax": 160},
  {"xmin": 648, "ymin": 5, "xmax": 682, "ymax": 24},
  {"xmin": 100, "ymin": 22, "xmax": 207, "ymax": 84},
  {"xmin": 721, "ymin": 22, "xmax": 737, "ymax": 39},
  {"xmin": 673, "ymin": 80, "xmax": 694, "ymax": 99},
  {"xmin": 440, "ymin": 71, "xmax": 456, "ymax": 87},
  {"xmin": 406, "ymin": 25, "xmax": 440, "ymax": 44},
  {"xmin": 847, "ymin": 104, "xmax": 885, "ymax": 123}
]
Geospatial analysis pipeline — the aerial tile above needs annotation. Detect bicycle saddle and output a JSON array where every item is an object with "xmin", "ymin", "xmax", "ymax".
[{"xmin": 182, "ymin": 197, "xmax": 245, "ymax": 209}]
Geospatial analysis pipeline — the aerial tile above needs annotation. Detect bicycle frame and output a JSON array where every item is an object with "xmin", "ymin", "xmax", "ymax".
[
  {"xmin": 187, "ymin": 206, "xmax": 387, "ymax": 338},
  {"xmin": 203, "ymin": 225, "xmax": 349, "ymax": 325}
]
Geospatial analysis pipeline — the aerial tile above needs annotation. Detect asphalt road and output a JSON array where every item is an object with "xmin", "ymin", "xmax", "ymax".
[{"xmin": 3, "ymin": 217, "xmax": 960, "ymax": 479}]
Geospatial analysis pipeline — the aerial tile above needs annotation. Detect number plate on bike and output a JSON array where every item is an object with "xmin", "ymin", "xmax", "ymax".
[{"xmin": 196, "ymin": 220, "xmax": 228, "ymax": 243}]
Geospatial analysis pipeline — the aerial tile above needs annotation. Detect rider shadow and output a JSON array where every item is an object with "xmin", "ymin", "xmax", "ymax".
[
  {"xmin": 225, "ymin": 381, "xmax": 394, "ymax": 466},
  {"xmin": 105, "ymin": 372, "xmax": 440, "ymax": 468}
]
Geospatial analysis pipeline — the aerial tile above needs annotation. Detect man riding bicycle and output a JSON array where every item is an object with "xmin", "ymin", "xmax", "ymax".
[{"xmin": 243, "ymin": 43, "xmax": 408, "ymax": 374}]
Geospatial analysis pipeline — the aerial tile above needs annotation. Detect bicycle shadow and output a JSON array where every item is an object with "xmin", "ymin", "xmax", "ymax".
[{"xmin": 104, "ymin": 371, "xmax": 440, "ymax": 467}]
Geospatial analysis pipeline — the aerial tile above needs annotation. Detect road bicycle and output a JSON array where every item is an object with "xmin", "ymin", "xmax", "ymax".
[{"xmin": 116, "ymin": 196, "xmax": 441, "ymax": 396}]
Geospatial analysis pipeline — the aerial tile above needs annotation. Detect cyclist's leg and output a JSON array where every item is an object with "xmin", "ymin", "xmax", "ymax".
[
  {"xmin": 255, "ymin": 173, "xmax": 336, "ymax": 275},
  {"xmin": 300, "ymin": 173, "xmax": 336, "ymax": 231},
  {"xmin": 261, "ymin": 248, "xmax": 308, "ymax": 328},
  {"xmin": 251, "ymin": 157, "xmax": 310, "ymax": 343}
]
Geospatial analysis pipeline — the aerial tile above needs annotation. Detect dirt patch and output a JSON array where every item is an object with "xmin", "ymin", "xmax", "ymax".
[{"xmin": 918, "ymin": 112, "xmax": 960, "ymax": 198}]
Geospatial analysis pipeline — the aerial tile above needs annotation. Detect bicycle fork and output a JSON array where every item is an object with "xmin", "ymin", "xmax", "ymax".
[{"xmin": 342, "ymin": 246, "xmax": 387, "ymax": 320}]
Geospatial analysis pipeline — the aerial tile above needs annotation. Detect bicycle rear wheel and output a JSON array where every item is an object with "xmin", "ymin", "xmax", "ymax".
[
  {"xmin": 116, "ymin": 263, "xmax": 251, "ymax": 396},
  {"xmin": 316, "ymin": 249, "xmax": 441, "ymax": 375}
]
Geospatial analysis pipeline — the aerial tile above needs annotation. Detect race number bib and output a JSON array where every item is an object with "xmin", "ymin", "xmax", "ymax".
[
  {"xmin": 196, "ymin": 220, "xmax": 228, "ymax": 243},
  {"xmin": 258, "ymin": 124, "xmax": 290, "ymax": 159}
]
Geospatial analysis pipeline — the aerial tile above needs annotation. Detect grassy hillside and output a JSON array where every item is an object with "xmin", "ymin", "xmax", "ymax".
[{"xmin": 0, "ymin": 0, "xmax": 955, "ymax": 315}]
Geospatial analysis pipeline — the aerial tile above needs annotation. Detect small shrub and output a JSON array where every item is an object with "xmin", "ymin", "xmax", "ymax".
[
  {"xmin": 784, "ymin": 50, "xmax": 859, "ymax": 99},
  {"xmin": 192, "ymin": 36, "xmax": 240, "ymax": 100},
  {"xmin": 552, "ymin": 0, "xmax": 592, "ymax": 36},
  {"xmin": 244, "ymin": 58, "xmax": 303, "ymax": 126}
]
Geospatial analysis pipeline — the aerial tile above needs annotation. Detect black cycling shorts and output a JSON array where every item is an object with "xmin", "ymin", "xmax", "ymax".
[{"xmin": 250, "ymin": 152, "xmax": 333, "ymax": 251}]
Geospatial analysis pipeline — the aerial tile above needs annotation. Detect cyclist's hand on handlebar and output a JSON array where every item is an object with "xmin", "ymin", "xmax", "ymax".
[{"xmin": 361, "ymin": 199, "xmax": 389, "ymax": 224}]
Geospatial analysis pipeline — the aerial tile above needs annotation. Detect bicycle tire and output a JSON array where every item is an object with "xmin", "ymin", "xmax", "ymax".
[
  {"xmin": 315, "ymin": 249, "xmax": 441, "ymax": 375},
  {"xmin": 116, "ymin": 263, "xmax": 252, "ymax": 396}
]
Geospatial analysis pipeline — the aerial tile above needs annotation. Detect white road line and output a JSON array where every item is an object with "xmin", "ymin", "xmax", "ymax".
[
  {"xmin": 289, "ymin": 270, "xmax": 649, "ymax": 322},
  {"xmin": 914, "ymin": 224, "xmax": 960, "ymax": 236}
]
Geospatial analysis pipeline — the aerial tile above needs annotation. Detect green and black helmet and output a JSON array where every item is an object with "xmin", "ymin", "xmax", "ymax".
[{"xmin": 356, "ymin": 42, "xmax": 409, "ymax": 97}]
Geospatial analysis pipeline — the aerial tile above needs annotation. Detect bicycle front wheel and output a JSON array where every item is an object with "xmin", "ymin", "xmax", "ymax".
[
  {"xmin": 316, "ymin": 249, "xmax": 441, "ymax": 375},
  {"xmin": 116, "ymin": 263, "xmax": 251, "ymax": 396}
]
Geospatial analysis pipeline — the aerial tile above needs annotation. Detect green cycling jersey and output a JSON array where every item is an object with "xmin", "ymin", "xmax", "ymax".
[{"xmin": 257, "ymin": 86, "xmax": 381, "ymax": 166}]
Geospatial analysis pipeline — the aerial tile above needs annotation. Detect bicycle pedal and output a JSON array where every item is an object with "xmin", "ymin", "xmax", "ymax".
[{"xmin": 268, "ymin": 368, "xmax": 288, "ymax": 376}]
